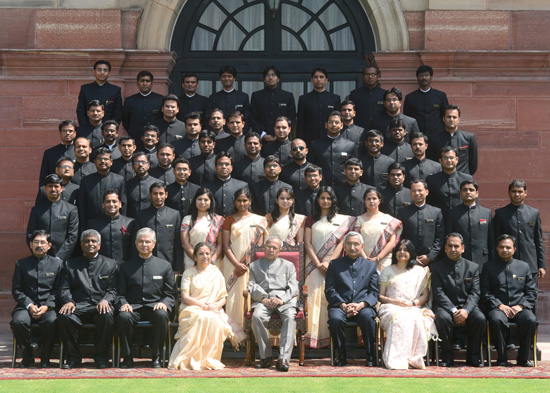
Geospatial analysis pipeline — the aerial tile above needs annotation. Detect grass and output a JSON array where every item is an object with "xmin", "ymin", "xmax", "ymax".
[{"xmin": 0, "ymin": 377, "xmax": 549, "ymax": 393}]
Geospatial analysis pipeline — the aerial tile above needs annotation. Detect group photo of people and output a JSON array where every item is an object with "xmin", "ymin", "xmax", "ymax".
[{"xmin": 13, "ymin": 58, "xmax": 545, "ymax": 372}]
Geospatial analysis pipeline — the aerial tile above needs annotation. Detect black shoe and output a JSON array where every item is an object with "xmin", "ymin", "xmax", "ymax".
[
  {"xmin": 96, "ymin": 360, "xmax": 109, "ymax": 369},
  {"xmin": 62, "ymin": 358, "xmax": 81, "ymax": 370},
  {"xmin": 336, "ymin": 358, "xmax": 347, "ymax": 367},
  {"xmin": 255, "ymin": 357, "xmax": 273, "ymax": 369},
  {"xmin": 365, "ymin": 356, "xmax": 374, "ymax": 367},
  {"xmin": 466, "ymin": 360, "xmax": 484, "ymax": 368},
  {"xmin": 496, "ymin": 361, "xmax": 512, "ymax": 367},
  {"xmin": 439, "ymin": 360, "xmax": 455, "ymax": 367},
  {"xmin": 506, "ymin": 343, "xmax": 516, "ymax": 351},
  {"xmin": 517, "ymin": 360, "xmax": 534, "ymax": 367},
  {"xmin": 276, "ymin": 359, "xmax": 289, "ymax": 372},
  {"xmin": 38, "ymin": 361, "xmax": 51, "ymax": 368},
  {"xmin": 120, "ymin": 357, "xmax": 133, "ymax": 369},
  {"xmin": 152, "ymin": 356, "xmax": 162, "ymax": 368}
]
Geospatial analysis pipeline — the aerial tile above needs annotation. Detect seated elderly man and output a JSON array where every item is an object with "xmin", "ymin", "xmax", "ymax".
[
  {"xmin": 325, "ymin": 231, "xmax": 379, "ymax": 367},
  {"xmin": 248, "ymin": 236, "xmax": 299, "ymax": 372},
  {"xmin": 116, "ymin": 227, "xmax": 176, "ymax": 368}
]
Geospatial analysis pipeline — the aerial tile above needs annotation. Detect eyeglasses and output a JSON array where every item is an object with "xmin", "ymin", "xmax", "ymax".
[
  {"xmin": 133, "ymin": 160, "xmax": 148, "ymax": 165},
  {"xmin": 327, "ymin": 120, "xmax": 341, "ymax": 125},
  {"xmin": 57, "ymin": 165, "xmax": 73, "ymax": 170},
  {"xmin": 265, "ymin": 73, "xmax": 278, "ymax": 78},
  {"xmin": 292, "ymin": 146, "xmax": 306, "ymax": 151}
]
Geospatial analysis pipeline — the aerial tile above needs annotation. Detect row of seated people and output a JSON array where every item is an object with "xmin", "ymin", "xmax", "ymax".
[{"xmin": 12, "ymin": 227, "xmax": 536, "ymax": 371}]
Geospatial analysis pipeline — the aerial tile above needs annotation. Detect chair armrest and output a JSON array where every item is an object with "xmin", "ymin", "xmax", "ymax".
[{"xmin": 243, "ymin": 290, "xmax": 249, "ymax": 314}]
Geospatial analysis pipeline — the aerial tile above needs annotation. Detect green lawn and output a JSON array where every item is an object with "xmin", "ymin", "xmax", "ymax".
[{"xmin": 1, "ymin": 377, "xmax": 549, "ymax": 393}]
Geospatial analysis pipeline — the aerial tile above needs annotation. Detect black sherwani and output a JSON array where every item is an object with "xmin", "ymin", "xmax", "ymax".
[
  {"xmin": 39, "ymin": 143, "xmax": 75, "ymax": 186},
  {"xmin": 426, "ymin": 170, "xmax": 473, "ymax": 221},
  {"xmin": 149, "ymin": 166, "xmax": 176, "ymax": 185},
  {"xmin": 249, "ymin": 86, "xmax": 296, "ymax": 135},
  {"xmin": 294, "ymin": 187, "xmax": 318, "ymax": 217},
  {"xmin": 348, "ymin": 85, "xmax": 385, "ymax": 129},
  {"xmin": 125, "ymin": 174, "xmax": 159, "ymax": 218},
  {"xmin": 370, "ymin": 112, "xmax": 420, "ymax": 143},
  {"xmin": 341, "ymin": 124, "xmax": 365, "ymax": 143},
  {"xmin": 380, "ymin": 140, "xmax": 414, "ymax": 164},
  {"xmin": 152, "ymin": 118, "xmax": 187, "ymax": 145},
  {"xmin": 78, "ymin": 171, "xmax": 126, "ymax": 229},
  {"xmin": 177, "ymin": 93, "xmax": 208, "ymax": 126},
  {"xmin": 280, "ymin": 161, "xmax": 311, "ymax": 192},
  {"xmin": 165, "ymin": 181, "xmax": 201, "ymax": 218},
  {"xmin": 76, "ymin": 81, "xmax": 122, "ymax": 126},
  {"xmin": 233, "ymin": 155, "xmax": 265, "ymax": 185},
  {"xmin": 111, "ymin": 157, "xmax": 135, "ymax": 182},
  {"xmin": 207, "ymin": 89, "xmax": 250, "ymax": 133},
  {"xmin": 250, "ymin": 178, "xmax": 293, "ymax": 216},
  {"xmin": 87, "ymin": 214, "xmax": 136, "ymax": 264},
  {"xmin": 402, "ymin": 157, "xmax": 441, "ymax": 184},
  {"xmin": 334, "ymin": 182, "xmax": 369, "ymax": 216},
  {"xmin": 403, "ymin": 88, "xmax": 448, "ymax": 136},
  {"xmin": 71, "ymin": 161, "xmax": 97, "ymax": 185},
  {"xmin": 204, "ymin": 177, "xmax": 248, "ymax": 217},
  {"xmin": 172, "ymin": 136, "xmax": 201, "ymax": 160},
  {"xmin": 188, "ymin": 154, "xmax": 216, "ymax": 185},
  {"xmin": 122, "ymin": 92, "xmax": 163, "ymax": 141},
  {"xmin": 297, "ymin": 90, "xmax": 340, "ymax": 145},
  {"xmin": 309, "ymin": 134, "xmax": 357, "ymax": 188},
  {"xmin": 359, "ymin": 153, "xmax": 395, "ymax": 191},
  {"xmin": 428, "ymin": 130, "xmax": 478, "ymax": 175},
  {"xmin": 214, "ymin": 134, "xmax": 246, "ymax": 163},
  {"xmin": 379, "ymin": 185, "xmax": 412, "ymax": 218},
  {"xmin": 398, "ymin": 203, "xmax": 444, "ymax": 261}
]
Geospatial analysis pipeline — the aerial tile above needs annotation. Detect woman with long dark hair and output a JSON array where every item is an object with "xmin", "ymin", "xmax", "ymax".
[{"xmin": 265, "ymin": 187, "xmax": 305, "ymax": 245}]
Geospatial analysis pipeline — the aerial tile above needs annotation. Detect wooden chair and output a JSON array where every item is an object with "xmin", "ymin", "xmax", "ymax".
[{"xmin": 242, "ymin": 243, "xmax": 308, "ymax": 366}]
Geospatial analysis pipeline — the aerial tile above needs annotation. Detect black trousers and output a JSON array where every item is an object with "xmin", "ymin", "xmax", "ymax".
[
  {"xmin": 11, "ymin": 309, "xmax": 57, "ymax": 363},
  {"xmin": 487, "ymin": 308, "xmax": 537, "ymax": 363},
  {"xmin": 434, "ymin": 307, "xmax": 486, "ymax": 363},
  {"xmin": 328, "ymin": 307, "xmax": 376, "ymax": 361},
  {"xmin": 57, "ymin": 304, "xmax": 114, "ymax": 362},
  {"xmin": 116, "ymin": 306, "xmax": 169, "ymax": 359}
]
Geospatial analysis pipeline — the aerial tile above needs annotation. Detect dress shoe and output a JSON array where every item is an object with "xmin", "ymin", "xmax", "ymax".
[
  {"xmin": 336, "ymin": 358, "xmax": 347, "ymax": 367},
  {"xmin": 18, "ymin": 359, "xmax": 35, "ymax": 368},
  {"xmin": 466, "ymin": 360, "xmax": 484, "ymax": 368},
  {"xmin": 38, "ymin": 361, "xmax": 51, "ymax": 369},
  {"xmin": 276, "ymin": 359, "xmax": 289, "ymax": 372},
  {"xmin": 506, "ymin": 343, "xmax": 516, "ymax": 351},
  {"xmin": 120, "ymin": 357, "xmax": 133, "ymax": 369},
  {"xmin": 62, "ymin": 358, "xmax": 81, "ymax": 370},
  {"xmin": 255, "ymin": 357, "xmax": 273, "ymax": 369},
  {"xmin": 439, "ymin": 360, "xmax": 455, "ymax": 367},
  {"xmin": 152, "ymin": 356, "xmax": 162, "ymax": 368},
  {"xmin": 517, "ymin": 360, "xmax": 534, "ymax": 367},
  {"xmin": 96, "ymin": 360, "xmax": 109, "ymax": 369},
  {"xmin": 365, "ymin": 356, "xmax": 374, "ymax": 367},
  {"xmin": 496, "ymin": 361, "xmax": 512, "ymax": 367}
]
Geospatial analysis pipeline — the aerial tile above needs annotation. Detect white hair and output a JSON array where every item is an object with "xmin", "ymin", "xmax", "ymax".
[{"xmin": 343, "ymin": 231, "xmax": 364, "ymax": 244}]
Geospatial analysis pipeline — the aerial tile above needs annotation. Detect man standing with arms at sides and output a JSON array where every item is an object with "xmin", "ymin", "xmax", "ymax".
[
  {"xmin": 77, "ymin": 100, "xmax": 105, "ymax": 149},
  {"xmin": 11, "ymin": 230, "xmax": 62, "ymax": 368},
  {"xmin": 135, "ymin": 182, "xmax": 182, "ymax": 272},
  {"xmin": 380, "ymin": 162, "xmax": 413, "ymax": 218},
  {"xmin": 125, "ymin": 152, "xmax": 158, "ymax": 218},
  {"xmin": 280, "ymin": 139, "xmax": 311, "ymax": 192},
  {"xmin": 494, "ymin": 180, "xmax": 545, "ymax": 308},
  {"xmin": 111, "ymin": 136, "xmax": 137, "ymax": 181},
  {"xmin": 149, "ymin": 143, "xmax": 177, "ymax": 184},
  {"xmin": 340, "ymin": 100, "xmax": 365, "ymax": 143},
  {"xmin": 297, "ymin": 67, "xmax": 340, "ymax": 145},
  {"xmin": 431, "ymin": 233, "xmax": 486, "ymax": 367},
  {"xmin": 429, "ymin": 104, "xmax": 478, "ymax": 176},
  {"xmin": 76, "ymin": 60, "xmax": 122, "ymax": 127},
  {"xmin": 381, "ymin": 118, "xmax": 413, "ymax": 164},
  {"xmin": 78, "ymin": 148, "xmax": 126, "ymax": 229},
  {"xmin": 294, "ymin": 166, "xmax": 322, "ymax": 216},
  {"xmin": 188, "ymin": 131, "xmax": 217, "ymax": 184},
  {"xmin": 233, "ymin": 132, "xmax": 265, "ymax": 185},
  {"xmin": 398, "ymin": 180, "xmax": 444, "ymax": 266},
  {"xmin": 116, "ymin": 227, "xmax": 176, "ymax": 368},
  {"xmin": 39, "ymin": 120, "xmax": 77, "ymax": 186},
  {"xmin": 87, "ymin": 190, "xmax": 135, "ymax": 264},
  {"xmin": 207, "ymin": 65, "xmax": 250, "ymax": 133},
  {"xmin": 250, "ymin": 66, "xmax": 296, "ymax": 144},
  {"xmin": 447, "ymin": 180, "xmax": 494, "ymax": 267},
  {"xmin": 402, "ymin": 132, "xmax": 441, "ymax": 183},
  {"xmin": 359, "ymin": 129, "xmax": 394, "ymax": 191},
  {"xmin": 481, "ymin": 235, "xmax": 538, "ymax": 367},
  {"xmin": 204, "ymin": 152, "xmax": 248, "ymax": 217},
  {"xmin": 71, "ymin": 137, "xmax": 97, "ymax": 185},
  {"xmin": 57, "ymin": 229, "xmax": 118, "ymax": 369},
  {"xmin": 404, "ymin": 65, "xmax": 448, "ymax": 137},
  {"xmin": 165, "ymin": 158, "xmax": 200, "ymax": 218},
  {"xmin": 172, "ymin": 112, "xmax": 202, "ymax": 160},
  {"xmin": 27, "ymin": 174, "xmax": 79, "ymax": 262},
  {"xmin": 370, "ymin": 87, "xmax": 420, "ymax": 142},
  {"xmin": 349, "ymin": 62, "xmax": 385, "ymax": 129},
  {"xmin": 214, "ymin": 110, "xmax": 247, "ymax": 163},
  {"xmin": 122, "ymin": 70, "xmax": 163, "ymax": 142},
  {"xmin": 261, "ymin": 116, "xmax": 293, "ymax": 166},
  {"xmin": 177, "ymin": 73, "xmax": 208, "ymax": 126},
  {"xmin": 153, "ymin": 94, "xmax": 186, "ymax": 145}
]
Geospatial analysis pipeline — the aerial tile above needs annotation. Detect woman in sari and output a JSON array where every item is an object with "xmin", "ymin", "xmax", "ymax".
[
  {"xmin": 266, "ymin": 187, "xmax": 306, "ymax": 245},
  {"xmin": 355, "ymin": 188, "xmax": 402, "ymax": 273},
  {"xmin": 378, "ymin": 239, "xmax": 436, "ymax": 370},
  {"xmin": 181, "ymin": 188, "xmax": 224, "ymax": 271},
  {"xmin": 169, "ymin": 242, "xmax": 245, "ymax": 370},
  {"xmin": 304, "ymin": 186, "xmax": 356, "ymax": 348},
  {"xmin": 221, "ymin": 188, "xmax": 268, "ymax": 329}
]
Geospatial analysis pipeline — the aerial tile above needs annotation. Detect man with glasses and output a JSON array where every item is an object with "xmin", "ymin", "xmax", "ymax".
[
  {"xmin": 280, "ymin": 138, "xmax": 312, "ymax": 192},
  {"xmin": 370, "ymin": 87, "xmax": 419, "ymax": 142}
]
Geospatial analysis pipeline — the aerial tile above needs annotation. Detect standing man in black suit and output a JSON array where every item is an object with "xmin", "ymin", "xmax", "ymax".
[
  {"xmin": 76, "ymin": 60, "xmax": 122, "ymax": 127},
  {"xmin": 122, "ymin": 70, "xmax": 163, "ymax": 142},
  {"xmin": 116, "ymin": 227, "xmax": 176, "ymax": 368},
  {"xmin": 280, "ymin": 138, "xmax": 311, "ymax": 192},
  {"xmin": 125, "ymin": 152, "xmax": 158, "ymax": 218},
  {"xmin": 57, "ymin": 229, "xmax": 118, "ymax": 369},
  {"xmin": 250, "ymin": 156, "xmax": 292, "ymax": 215},
  {"xmin": 77, "ymin": 100, "xmax": 105, "ymax": 149},
  {"xmin": 431, "ymin": 233, "xmax": 486, "ymax": 367},
  {"xmin": 177, "ymin": 73, "xmax": 208, "ymax": 126},
  {"xmin": 403, "ymin": 65, "xmax": 448, "ymax": 137},
  {"xmin": 349, "ymin": 63, "xmax": 385, "ymax": 129},
  {"xmin": 152, "ymin": 95, "xmax": 187, "ymax": 145},
  {"xmin": 294, "ymin": 165, "xmax": 322, "ymax": 216},
  {"xmin": 402, "ymin": 132, "xmax": 441, "ymax": 184},
  {"xmin": 233, "ymin": 132, "xmax": 265, "ymax": 185},
  {"xmin": 11, "ymin": 230, "xmax": 62, "ymax": 368},
  {"xmin": 165, "ymin": 158, "xmax": 200, "ymax": 217},
  {"xmin": 481, "ymin": 234, "xmax": 538, "ymax": 367},
  {"xmin": 297, "ymin": 67, "xmax": 340, "ymax": 145},
  {"xmin": 111, "ymin": 136, "xmax": 137, "ymax": 181},
  {"xmin": 340, "ymin": 100, "xmax": 365, "ymax": 143},
  {"xmin": 334, "ymin": 158, "xmax": 369, "ymax": 217},
  {"xmin": 250, "ymin": 65, "xmax": 296, "ymax": 144},
  {"xmin": 359, "ymin": 129, "xmax": 394, "ymax": 191},
  {"xmin": 39, "ymin": 120, "xmax": 77, "ymax": 186},
  {"xmin": 325, "ymin": 232, "xmax": 379, "ymax": 367},
  {"xmin": 379, "ymin": 162, "xmax": 413, "ymax": 218}
]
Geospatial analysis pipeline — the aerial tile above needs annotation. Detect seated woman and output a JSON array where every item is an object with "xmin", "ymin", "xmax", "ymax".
[
  {"xmin": 181, "ymin": 188, "xmax": 224, "ymax": 271},
  {"xmin": 354, "ymin": 188, "xmax": 402, "ymax": 273},
  {"xmin": 378, "ymin": 239, "xmax": 436, "ymax": 370},
  {"xmin": 168, "ymin": 243, "xmax": 244, "ymax": 370},
  {"xmin": 265, "ymin": 187, "xmax": 306, "ymax": 245}
]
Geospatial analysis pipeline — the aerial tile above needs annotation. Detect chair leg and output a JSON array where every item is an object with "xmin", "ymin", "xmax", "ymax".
[
  {"xmin": 59, "ymin": 341, "xmax": 64, "ymax": 369},
  {"xmin": 426, "ymin": 340, "xmax": 430, "ymax": 367},
  {"xmin": 298, "ymin": 332, "xmax": 305, "ymax": 366},
  {"xmin": 486, "ymin": 322, "xmax": 491, "ymax": 367},
  {"xmin": 111, "ymin": 335, "xmax": 116, "ymax": 368},
  {"xmin": 435, "ymin": 340, "xmax": 439, "ymax": 366},
  {"xmin": 374, "ymin": 323, "xmax": 379, "ymax": 367},
  {"xmin": 533, "ymin": 327, "xmax": 538, "ymax": 368},
  {"xmin": 117, "ymin": 337, "xmax": 121, "ymax": 368},
  {"xmin": 330, "ymin": 337, "xmax": 335, "ymax": 367},
  {"xmin": 12, "ymin": 337, "xmax": 17, "ymax": 368}
]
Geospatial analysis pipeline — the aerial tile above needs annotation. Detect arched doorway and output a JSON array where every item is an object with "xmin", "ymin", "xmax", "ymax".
[{"xmin": 169, "ymin": 0, "xmax": 377, "ymax": 101}]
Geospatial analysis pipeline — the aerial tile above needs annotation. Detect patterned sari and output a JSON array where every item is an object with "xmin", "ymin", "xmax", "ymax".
[
  {"xmin": 305, "ymin": 214, "xmax": 356, "ymax": 348},
  {"xmin": 181, "ymin": 214, "xmax": 224, "ymax": 271},
  {"xmin": 266, "ymin": 213, "xmax": 306, "ymax": 245},
  {"xmin": 168, "ymin": 264, "xmax": 245, "ymax": 370},
  {"xmin": 378, "ymin": 265, "xmax": 437, "ymax": 369}
]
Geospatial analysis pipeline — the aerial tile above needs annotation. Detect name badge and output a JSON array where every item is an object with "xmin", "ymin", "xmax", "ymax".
[
  {"xmin": 405, "ymin": 156, "xmax": 413, "ymax": 161},
  {"xmin": 433, "ymin": 104, "xmax": 440, "ymax": 108},
  {"xmin": 152, "ymin": 109, "xmax": 159, "ymax": 114},
  {"xmin": 235, "ymin": 105, "xmax": 243, "ymax": 110},
  {"xmin": 153, "ymin": 276, "xmax": 162, "ymax": 280},
  {"xmin": 459, "ymin": 145, "xmax": 468, "ymax": 150},
  {"xmin": 175, "ymin": 135, "xmax": 183, "ymax": 139},
  {"xmin": 279, "ymin": 103, "xmax": 286, "ymax": 107},
  {"xmin": 57, "ymin": 215, "xmax": 67, "ymax": 220},
  {"xmin": 381, "ymin": 172, "xmax": 388, "ymax": 178},
  {"xmin": 403, "ymin": 202, "xmax": 411, "ymax": 206},
  {"xmin": 479, "ymin": 219, "xmax": 487, "ymax": 225},
  {"xmin": 425, "ymin": 219, "xmax": 434, "ymax": 223},
  {"xmin": 327, "ymin": 105, "xmax": 334, "ymax": 109},
  {"xmin": 340, "ymin": 152, "xmax": 349, "ymax": 158},
  {"xmin": 529, "ymin": 222, "xmax": 536, "ymax": 227},
  {"xmin": 517, "ymin": 276, "xmax": 525, "ymax": 281},
  {"xmin": 45, "ymin": 272, "xmax": 55, "ymax": 277},
  {"xmin": 99, "ymin": 275, "xmax": 110, "ymax": 280},
  {"xmin": 166, "ymin": 224, "xmax": 174, "ymax": 228},
  {"xmin": 377, "ymin": 101, "xmax": 383, "ymax": 105},
  {"xmin": 250, "ymin": 224, "xmax": 257, "ymax": 228},
  {"xmin": 464, "ymin": 278, "xmax": 472, "ymax": 282}
]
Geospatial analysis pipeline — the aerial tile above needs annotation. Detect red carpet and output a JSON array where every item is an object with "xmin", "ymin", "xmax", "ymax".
[{"xmin": 1, "ymin": 359, "xmax": 549, "ymax": 380}]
